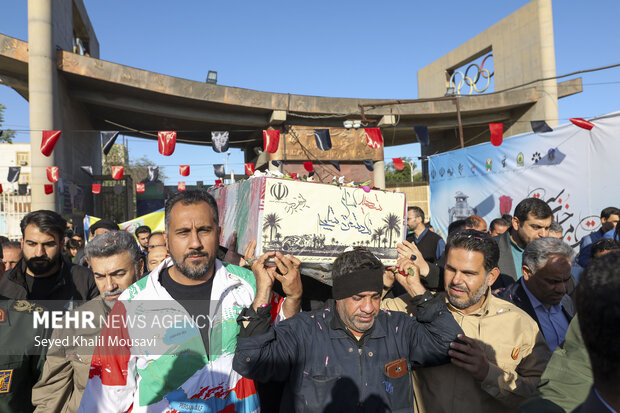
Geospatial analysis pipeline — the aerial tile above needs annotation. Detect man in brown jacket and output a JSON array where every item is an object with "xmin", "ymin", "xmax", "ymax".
[
  {"xmin": 32, "ymin": 230, "xmax": 142, "ymax": 413},
  {"xmin": 383, "ymin": 230, "xmax": 551, "ymax": 413}
]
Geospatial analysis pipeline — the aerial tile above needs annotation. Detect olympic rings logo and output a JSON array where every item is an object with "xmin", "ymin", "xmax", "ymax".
[{"xmin": 448, "ymin": 53, "xmax": 494, "ymax": 95}]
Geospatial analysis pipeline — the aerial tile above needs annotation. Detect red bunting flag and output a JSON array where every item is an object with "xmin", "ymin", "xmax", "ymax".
[
  {"xmin": 92, "ymin": 184, "xmax": 101, "ymax": 194},
  {"xmin": 364, "ymin": 128, "xmax": 383, "ymax": 149},
  {"xmin": 44, "ymin": 184, "xmax": 54, "ymax": 195},
  {"xmin": 291, "ymin": 173, "xmax": 298, "ymax": 180},
  {"xmin": 178, "ymin": 181, "xmax": 186, "ymax": 191},
  {"xmin": 41, "ymin": 130, "xmax": 61, "ymax": 157},
  {"xmin": 392, "ymin": 158, "xmax": 405, "ymax": 171},
  {"xmin": 263, "ymin": 130, "xmax": 280, "ymax": 153},
  {"xmin": 0, "ymin": 184, "xmax": 3, "ymax": 194},
  {"xmin": 158, "ymin": 131, "xmax": 177, "ymax": 156},
  {"xmin": 111, "ymin": 166, "xmax": 124, "ymax": 180},
  {"xmin": 489, "ymin": 123, "xmax": 504, "ymax": 146},
  {"xmin": 179, "ymin": 165, "xmax": 190, "ymax": 176},
  {"xmin": 136, "ymin": 183, "xmax": 145, "ymax": 193},
  {"xmin": 46, "ymin": 166, "xmax": 59, "ymax": 183},
  {"xmin": 569, "ymin": 118, "xmax": 594, "ymax": 130},
  {"xmin": 215, "ymin": 179, "xmax": 222, "ymax": 186},
  {"xmin": 303, "ymin": 161, "xmax": 314, "ymax": 172},
  {"xmin": 245, "ymin": 163, "xmax": 255, "ymax": 176}
]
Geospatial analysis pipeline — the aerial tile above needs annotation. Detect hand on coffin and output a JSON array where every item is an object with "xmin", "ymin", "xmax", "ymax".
[
  {"xmin": 397, "ymin": 240, "xmax": 430, "ymax": 277},
  {"xmin": 273, "ymin": 252, "xmax": 302, "ymax": 318},
  {"xmin": 243, "ymin": 239, "xmax": 257, "ymax": 266},
  {"xmin": 383, "ymin": 266, "xmax": 397, "ymax": 290},
  {"xmin": 394, "ymin": 256, "xmax": 427, "ymax": 298},
  {"xmin": 251, "ymin": 251, "xmax": 277, "ymax": 311}
]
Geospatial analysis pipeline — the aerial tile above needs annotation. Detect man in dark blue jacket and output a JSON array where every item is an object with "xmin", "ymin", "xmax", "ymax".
[{"xmin": 234, "ymin": 248, "xmax": 463, "ymax": 412}]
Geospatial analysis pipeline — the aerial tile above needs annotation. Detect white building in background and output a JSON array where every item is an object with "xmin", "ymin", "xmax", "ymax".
[{"xmin": 0, "ymin": 143, "xmax": 32, "ymax": 240}]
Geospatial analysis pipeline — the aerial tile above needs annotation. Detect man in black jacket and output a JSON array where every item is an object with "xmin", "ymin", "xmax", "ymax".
[
  {"xmin": 497, "ymin": 237, "xmax": 574, "ymax": 351},
  {"xmin": 0, "ymin": 210, "xmax": 98, "ymax": 311},
  {"xmin": 406, "ymin": 207, "xmax": 445, "ymax": 263},
  {"xmin": 234, "ymin": 248, "xmax": 463, "ymax": 412}
]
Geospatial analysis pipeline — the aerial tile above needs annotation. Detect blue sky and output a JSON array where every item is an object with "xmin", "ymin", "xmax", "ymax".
[{"xmin": 2, "ymin": 0, "xmax": 620, "ymax": 184}]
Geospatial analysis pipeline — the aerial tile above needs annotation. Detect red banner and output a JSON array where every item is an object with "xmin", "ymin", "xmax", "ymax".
[
  {"xmin": 136, "ymin": 183, "xmax": 145, "ymax": 193},
  {"xmin": 111, "ymin": 166, "xmax": 124, "ymax": 180},
  {"xmin": 392, "ymin": 158, "xmax": 404, "ymax": 171},
  {"xmin": 179, "ymin": 165, "xmax": 190, "ymax": 176},
  {"xmin": 41, "ymin": 130, "xmax": 61, "ymax": 157},
  {"xmin": 364, "ymin": 128, "xmax": 383, "ymax": 149},
  {"xmin": 92, "ymin": 184, "xmax": 101, "ymax": 194},
  {"xmin": 489, "ymin": 123, "xmax": 504, "ymax": 146},
  {"xmin": 569, "ymin": 118, "xmax": 594, "ymax": 130},
  {"xmin": 44, "ymin": 184, "xmax": 54, "ymax": 194},
  {"xmin": 245, "ymin": 163, "xmax": 255, "ymax": 176},
  {"xmin": 178, "ymin": 181, "xmax": 186, "ymax": 191},
  {"xmin": 46, "ymin": 166, "xmax": 59, "ymax": 183},
  {"xmin": 158, "ymin": 131, "xmax": 177, "ymax": 156},
  {"xmin": 263, "ymin": 130, "xmax": 280, "ymax": 153},
  {"xmin": 303, "ymin": 161, "xmax": 314, "ymax": 172}
]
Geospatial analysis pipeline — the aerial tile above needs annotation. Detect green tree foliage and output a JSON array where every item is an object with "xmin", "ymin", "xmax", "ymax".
[
  {"xmin": 384, "ymin": 156, "xmax": 422, "ymax": 183},
  {"xmin": 0, "ymin": 104, "xmax": 17, "ymax": 143},
  {"xmin": 126, "ymin": 156, "xmax": 168, "ymax": 183}
]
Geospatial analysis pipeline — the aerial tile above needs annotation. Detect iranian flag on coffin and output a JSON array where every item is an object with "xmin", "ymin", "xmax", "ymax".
[{"xmin": 209, "ymin": 177, "xmax": 407, "ymax": 266}]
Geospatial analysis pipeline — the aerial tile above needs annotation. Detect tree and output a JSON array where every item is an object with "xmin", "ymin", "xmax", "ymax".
[
  {"xmin": 0, "ymin": 104, "xmax": 16, "ymax": 143},
  {"xmin": 263, "ymin": 213, "xmax": 282, "ymax": 243},
  {"xmin": 126, "ymin": 156, "xmax": 168, "ymax": 183},
  {"xmin": 384, "ymin": 156, "xmax": 422, "ymax": 184},
  {"xmin": 382, "ymin": 213, "xmax": 401, "ymax": 247}
]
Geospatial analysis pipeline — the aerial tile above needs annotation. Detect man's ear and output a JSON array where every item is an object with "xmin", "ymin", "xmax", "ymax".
[
  {"xmin": 522, "ymin": 265, "xmax": 533, "ymax": 281},
  {"xmin": 487, "ymin": 267, "xmax": 500, "ymax": 286},
  {"xmin": 512, "ymin": 216, "xmax": 520, "ymax": 231}
]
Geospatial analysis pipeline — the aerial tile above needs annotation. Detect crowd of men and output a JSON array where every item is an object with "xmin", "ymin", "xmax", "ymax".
[{"xmin": 0, "ymin": 190, "xmax": 618, "ymax": 413}]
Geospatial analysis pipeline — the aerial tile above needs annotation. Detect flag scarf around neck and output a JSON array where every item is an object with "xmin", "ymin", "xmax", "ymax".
[
  {"xmin": 211, "ymin": 131, "xmax": 230, "ymax": 153},
  {"xmin": 364, "ymin": 128, "xmax": 383, "ymax": 149},
  {"xmin": 46, "ymin": 166, "xmax": 59, "ymax": 183},
  {"xmin": 41, "ymin": 130, "xmax": 61, "ymax": 157},
  {"xmin": 263, "ymin": 130, "xmax": 280, "ymax": 153},
  {"xmin": 313, "ymin": 129, "xmax": 332, "ymax": 151},
  {"xmin": 158, "ymin": 131, "xmax": 177, "ymax": 156},
  {"xmin": 102, "ymin": 131, "xmax": 120, "ymax": 155}
]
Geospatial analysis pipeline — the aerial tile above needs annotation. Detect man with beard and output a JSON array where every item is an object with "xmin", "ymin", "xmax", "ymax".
[
  {"xmin": 494, "ymin": 198, "xmax": 553, "ymax": 288},
  {"xmin": 0, "ymin": 210, "xmax": 98, "ymax": 310},
  {"xmin": 32, "ymin": 230, "xmax": 141, "ymax": 413},
  {"xmin": 383, "ymin": 230, "xmax": 551, "ymax": 412},
  {"xmin": 79, "ymin": 190, "xmax": 299, "ymax": 413}
]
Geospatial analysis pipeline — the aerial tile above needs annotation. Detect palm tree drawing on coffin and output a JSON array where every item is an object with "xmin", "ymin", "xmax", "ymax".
[
  {"xmin": 263, "ymin": 213, "xmax": 282, "ymax": 246},
  {"xmin": 382, "ymin": 213, "xmax": 401, "ymax": 247}
]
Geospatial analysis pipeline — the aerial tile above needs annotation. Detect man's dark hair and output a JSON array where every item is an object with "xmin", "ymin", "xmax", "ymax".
[
  {"xmin": 408, "ymin": 206, "xmax": 424, "ymax": 223},
  {"xmin": 332, "ymin": 247, "xmax": 384, "ymax": 280},
  {"xmin": 445, "ymin": 229, "xmax": 499, "ymax": 272},
  {"xmin": 489, "ymin": 218, "xmax": 510, "ymax": 233},
  {"xmin": 135, "ymin": 225, "xmax": 151, "ymax": 236},
  {"xmin": 66, "ymin": 238, "xmax": 81, "ymax": 250},
  {"xmin": 165, "ymin": 189, "xmax": 219, "ymax": 230},
  {"xmin": 513, "ymin": 198, "xmax": 553, "ymax": 223},
  {"xmin": 0, "ymin": 236, "xmax": 10, "ymax": 246},
  {"xmin": 590, "ymin": 239, "xmax": 620, "ymax": 259},
  {"xmin": 2, "ymin": 241, "xmax": 21, "ymax": 250},
  {"xmin": 448, "ymin": 219, "xmax": 467, "ymax": 235},
  {"xmin": 501, "ymin": 214, "xmax": 513, "ymax": 223},
  {"xmin": 85, "ymin": 230, "xmax": 142, "ymax": 274},
  {"xmin": 577, "ymin": 250, "xmax": 620, "ymax": 389},
  {"xmin": 89, "ymin": 219, "xmax": 119, "ymax": 236},
  {"xmin": 20, "ymin": 210, "xmax": 67, "ymax": 241},
  {"xmin": 601, "ymin": 207, "xmax": 620, "ymax": 220}
]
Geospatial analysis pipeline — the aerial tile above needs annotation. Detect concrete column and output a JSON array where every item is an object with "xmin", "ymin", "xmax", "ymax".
[
  {"xmin": 537, "ymin": 0, "xmax": 559, "ymax": 126},
  {"xmin": 373, "ymin": 160, "xmax": 385, "ymax": 189},
  {"xmin": 28, "ymin": 0, "xmax": 57, "ymax": 211}
]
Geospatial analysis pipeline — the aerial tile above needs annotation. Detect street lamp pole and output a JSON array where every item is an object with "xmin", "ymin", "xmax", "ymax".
[{"xmin": 404, "ymin": 160, "xmax": 415, "ymax": 183}]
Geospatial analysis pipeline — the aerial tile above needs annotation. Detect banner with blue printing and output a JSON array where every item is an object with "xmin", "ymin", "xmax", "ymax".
[
  {"xmin": 428, "ymin": 111, "xmax": 620, "ymax": 249},
  {"xmin": 83, "ymin": 209, "xmax": 165, "ymax": 242}
]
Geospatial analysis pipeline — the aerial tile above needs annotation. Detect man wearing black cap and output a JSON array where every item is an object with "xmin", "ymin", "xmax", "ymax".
[{"xmin": 234, "ymin": 247, "xmax": 462, "ymax": 412}]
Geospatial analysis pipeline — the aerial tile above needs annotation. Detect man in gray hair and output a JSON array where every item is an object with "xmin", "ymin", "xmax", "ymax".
[
  {"xmin": 497, "ymin": 237, "xmax": 575, "ymax": 350},
  {"xmin": 32, "ymin": 230, "xmax": 142, "ymax": 413}
]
